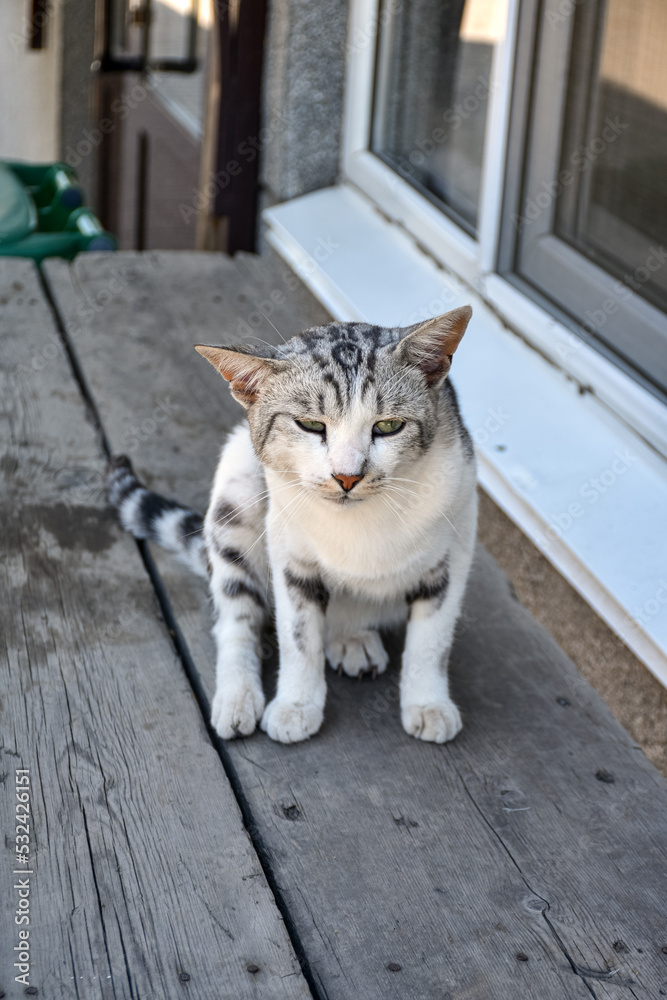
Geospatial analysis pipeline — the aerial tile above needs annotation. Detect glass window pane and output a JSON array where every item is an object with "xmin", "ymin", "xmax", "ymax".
[
  {"xmin": 148, "ymin": 0, "xmax": 197, "ymax": 64},
  {"xmin": 148, "ymin": 0, "xmax": 210, "ymax": 134},
  {"xmin": 371, "ymin": 0, "xmax": 508, "ymax": 234},
  {"xmin": 556, "ymin": 0, "xmax": 667, "ymax": 312}
]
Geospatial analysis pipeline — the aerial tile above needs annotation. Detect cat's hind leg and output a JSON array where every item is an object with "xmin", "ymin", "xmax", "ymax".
[
  {"xmin": 205, "ymin": 424, "xmax": 271, "ymax": 738},
  {"xmin": 326, "ymin": 631, "xmax": 388, "ymax": 679},
  {"xmin": 324, "ymin": 595, "xmax": 392, "ymax": 679}
]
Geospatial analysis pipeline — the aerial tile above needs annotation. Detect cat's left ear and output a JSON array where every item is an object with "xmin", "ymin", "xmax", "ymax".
[
  {"xmin": 195, "ymin": 345, "xmax": 284, "ymax": 406},
  {"xmin": 397, "ymin": 305, "xmax": 472, "ymax": 386}
]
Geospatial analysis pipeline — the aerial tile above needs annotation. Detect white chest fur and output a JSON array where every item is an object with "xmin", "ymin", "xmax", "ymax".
[{"xmin": 266, "ymin": 446, "xmax": 475, "ymax": 601}]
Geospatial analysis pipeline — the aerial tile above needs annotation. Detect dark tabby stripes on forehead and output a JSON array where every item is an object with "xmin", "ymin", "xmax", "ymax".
[{"xmin": 195, "ymin": 309, "xmax": 473, "ymax": 463}]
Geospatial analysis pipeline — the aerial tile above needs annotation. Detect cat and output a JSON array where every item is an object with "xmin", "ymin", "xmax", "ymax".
[{"xmin": 107, "ymin": 305, "xmax": 477, "ymax": 744}]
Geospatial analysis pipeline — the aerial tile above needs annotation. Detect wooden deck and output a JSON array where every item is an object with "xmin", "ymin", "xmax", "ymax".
[{"xmin": 1, "ymin": 251, "xmax": 666, "ymax": 1000}]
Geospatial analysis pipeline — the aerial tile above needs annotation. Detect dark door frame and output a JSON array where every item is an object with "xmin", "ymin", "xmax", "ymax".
[{"xmin": 213, "ymin": 0, "xmax": 268, "ymax": 253}]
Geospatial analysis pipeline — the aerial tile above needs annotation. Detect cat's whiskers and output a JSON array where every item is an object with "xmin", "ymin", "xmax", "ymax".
[
  {"xmin": 243, "ymin": 334, "xmax": 288, "ymax": 352},
  {"xmin": 379, "ymin": 488, "xmax": 439, "ymax": 548},
  {"xmin": 213, "ymin": 484, "xmax": 292, "ymax": 525},
  {"xmin": 378, "ymin": 488, "xmax": 409, "ymax": 528},
  {"xmin": 204, "ymin": 479, "xmax": 301, "ymax": 535},
  {"xmin": 378, "ymin": 360, "xmax": 423, "ymax": 397},
  {"xmin": 258, "ymin": 310, "xmax": 288, "ymax": 344},
  {"xmin": 434, "ymin": 506, "xmax": 465, "ymax": 543},
  {"xmin": 429, "ymin": 490, "xmax": 468, "ymax": 542},
  {"xmin": 177, "ymin": 525, "xmax": 205, "ymax": 541},
  {"xmin": 381, "ymin": 483, "xmax": 423, "ymax": 501},
  {"xmin": 381, "ymin": 359, "xmax": 421, "ymax": 392},
  {"xmin": 382, "ymin": 493, "xmax": 418, "ymax": 535},
  {"xmin": 381, "ymin": 484, "xmax": 428, "ymax": 513},
  {"xmin": 378, "ymin": 494, "xmax": 398, "ymax": 522},
  {"xmin": 279, "ymin": 489, "xmax": 312, "ymax": 538},
  {"xmin": 389, "ymin": 488, "xmax": 465, "ymax": 543},
  {"xmin": 269, "ymin": 486, "xmax": 311, "ymax": 546},
  {"xmin": 383, "ymin": 476, "xmax": 426, "ymax": 488},
  {"xmin": 243, "ymin": 484, "xmax": 309, "ymax": 560},
  {"xmin": 261, "ymin": 488, "xmax": 312, "ymax": 594},
  {"xmin": 176, "ymin": 481, "xmax": 297, "ymax": 542}
]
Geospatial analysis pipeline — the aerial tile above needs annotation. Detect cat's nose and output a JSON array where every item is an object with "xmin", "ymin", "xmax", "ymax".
[{"xmin": 332, "ymin": 472, "xmax": 364, "ymax": 492}]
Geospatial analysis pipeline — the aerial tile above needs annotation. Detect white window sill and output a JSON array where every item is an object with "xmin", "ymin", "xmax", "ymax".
[{"xmin": 263, "ymin": 183, "xmax": 667, "ymax": 688}]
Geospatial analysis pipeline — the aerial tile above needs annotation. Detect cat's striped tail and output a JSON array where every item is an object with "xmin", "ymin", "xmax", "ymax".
[{"xmin": 106, "ymin": 455, "xmax": 208, "ymax": 578}]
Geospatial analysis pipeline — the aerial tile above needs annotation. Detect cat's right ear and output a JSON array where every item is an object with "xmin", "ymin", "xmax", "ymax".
[
  {"xmin": 195, "ymin": 345, "xmax": 283, "ymax": 407},
  {"xmin": 397, "ymin": 306, "xmax": 472, "ymax": 386}
]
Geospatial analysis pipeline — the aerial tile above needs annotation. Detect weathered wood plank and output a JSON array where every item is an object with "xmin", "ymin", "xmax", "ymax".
[
  {"xmin": 45, "ymin": 252, "xmax": 667, "ymax": 1000},
  {"xmin": 0, "ymin": 258, "xmax": 311, "ymax": 1000}
]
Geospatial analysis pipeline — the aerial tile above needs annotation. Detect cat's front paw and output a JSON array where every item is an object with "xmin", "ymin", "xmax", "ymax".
[
  {"xmin": 211, "ymin": 681, "xmax": 265, "ymax": 739},
  {"xmin": 260, "ymin": 698, "xmax": 324, "ymax": 743},
  {"xmin": 326, "ymin": 630, "xmax": 389, "ymax": 678},
  {"xmin": 401, "ymin": 700, "xmax": 462, "ymax": 743}
]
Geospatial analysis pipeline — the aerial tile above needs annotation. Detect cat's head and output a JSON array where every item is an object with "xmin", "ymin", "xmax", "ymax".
[{"xmin": 196, "ymin": 306, "xmax": 472, "ymax": 505}]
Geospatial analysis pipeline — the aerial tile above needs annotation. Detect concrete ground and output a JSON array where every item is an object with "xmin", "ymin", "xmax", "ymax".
[{"xmin": 478, "ymin": 488, "xmax": 667, "ymax": 776}]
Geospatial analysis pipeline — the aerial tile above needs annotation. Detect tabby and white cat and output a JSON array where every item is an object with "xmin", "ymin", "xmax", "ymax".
[{"xmin": 107, "ymin": 306, "xmax": 477, "ymax": 744}]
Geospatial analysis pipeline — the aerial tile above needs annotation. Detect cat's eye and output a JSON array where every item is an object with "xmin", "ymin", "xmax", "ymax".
[
  {"xmin": 374, "ymin": 418, "xmax": 404, "ymax": 435},
  {"xmin": 296, "ymin": 419, "xmax": 326, "ymax": 433}
]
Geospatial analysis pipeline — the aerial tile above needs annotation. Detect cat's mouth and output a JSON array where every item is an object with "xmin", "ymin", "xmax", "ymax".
[{"xmin": 322, "ymin": 491, "xmax": 364, "ymax": 505}]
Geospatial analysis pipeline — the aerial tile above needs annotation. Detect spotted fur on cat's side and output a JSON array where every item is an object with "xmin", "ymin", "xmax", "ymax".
[{"xmin": 107, "ymin": 306, "xmax": 477, "ymax": 744}]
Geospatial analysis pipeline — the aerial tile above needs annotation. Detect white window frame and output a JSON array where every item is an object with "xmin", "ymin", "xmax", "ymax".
[{"xmin": 340, "ymin": 0, "xmax": 667, "ymax": 458}]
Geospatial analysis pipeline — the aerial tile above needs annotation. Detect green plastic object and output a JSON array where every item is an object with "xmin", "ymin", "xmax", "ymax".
[{"xmin": 0, "ymin": 160, "xmax": 117, "ymax": 263}]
